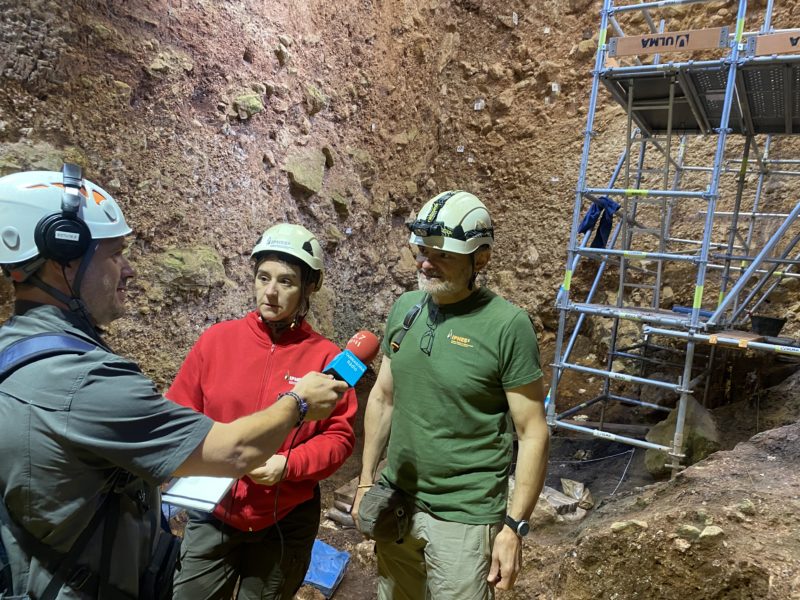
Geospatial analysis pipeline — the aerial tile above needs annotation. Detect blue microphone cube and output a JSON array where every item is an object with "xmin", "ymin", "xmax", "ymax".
[{"xmin": 323, "ymin": 350, "xmax": 367, "ymax": 387}]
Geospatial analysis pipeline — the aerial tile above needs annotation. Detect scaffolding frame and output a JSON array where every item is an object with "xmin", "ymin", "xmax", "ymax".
[{"xmin": 547, "ymin": 0, "xmax": 800, "ymax": 472}]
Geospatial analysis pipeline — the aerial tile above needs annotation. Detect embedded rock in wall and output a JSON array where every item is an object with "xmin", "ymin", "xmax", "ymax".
[
  {"xmin": 233, "ymin": 92, "xmax": 265, "ymax": 120},
  {"xmin": 151, "ymin": 246, "xmax": 232, "ymax": 297},
  {"xmin": 304, "ymin": 84, "xmax": 329, "ymax": 116},
  {"xmin": 645, "ymin": 394, "xmax": 721, "ymax": 478},
  {"xmin": 0, "ymin": 141, "xmax": 84, "ymax": 177},
  {"xmin": 286, "ymin": 147, "xmax": 327, "ymax": 195},
  {"xmin": 145, "ymin": 47, "xmax": 194, "ymax": 78}
]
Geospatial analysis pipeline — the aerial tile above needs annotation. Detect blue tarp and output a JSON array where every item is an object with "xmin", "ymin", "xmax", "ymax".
[{"xmin": 303, "ymin": 539, "xmax": 350, "ymax": 598}]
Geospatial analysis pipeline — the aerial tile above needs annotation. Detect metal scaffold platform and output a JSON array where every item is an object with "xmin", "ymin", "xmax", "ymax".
[{"xmin": 547, "ymin": 0, "xmax": 800, "ymax": 473}]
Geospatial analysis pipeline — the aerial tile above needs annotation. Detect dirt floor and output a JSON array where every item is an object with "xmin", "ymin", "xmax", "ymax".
[{"xmin": 3, "ymin": 0, "xmax": 800, "ymax": 598}]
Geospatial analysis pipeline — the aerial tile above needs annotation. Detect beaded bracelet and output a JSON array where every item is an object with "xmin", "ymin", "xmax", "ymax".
[{"xmin": 279, "ymin": 391, "xmax": 307, "ymax": 425}]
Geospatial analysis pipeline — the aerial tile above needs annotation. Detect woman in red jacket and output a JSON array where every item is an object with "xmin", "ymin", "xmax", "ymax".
[{"xmin": 169, "ymin": 224, "xmax": 357, "ymax": 600}]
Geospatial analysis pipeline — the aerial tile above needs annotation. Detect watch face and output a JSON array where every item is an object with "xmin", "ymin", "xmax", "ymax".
[{"xmin": 517, "ymin": 521, "xmax": 530, "ymax": 536}]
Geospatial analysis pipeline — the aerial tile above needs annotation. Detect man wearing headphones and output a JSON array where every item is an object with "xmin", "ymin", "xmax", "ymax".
[
  {"xmin": 352, "ymin": 191, "xmax": 550, "ymax": 599},
  {"xmin": 0, "ymin": 165, "xmax": 347, "ymax": 599}
]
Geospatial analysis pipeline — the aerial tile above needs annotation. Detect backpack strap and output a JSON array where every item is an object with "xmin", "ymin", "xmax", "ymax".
[
  {"xmin": 389, "ymin": 294, "xmax": 429, "ymax": 352},
  {"xmin": 0, "ymin": 333, "xmax": 97, "ymax": 383}
]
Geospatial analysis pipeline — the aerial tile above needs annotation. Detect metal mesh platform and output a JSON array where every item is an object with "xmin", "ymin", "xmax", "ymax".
[{"xmin": 601, "ymin": 59, "xmax": 800, "ymax": 135}]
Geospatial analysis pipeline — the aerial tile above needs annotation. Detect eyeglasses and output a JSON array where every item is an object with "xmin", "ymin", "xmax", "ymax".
[{"xmin": 420, "ymin": 306, "xmax": 440, "ymax": 356}]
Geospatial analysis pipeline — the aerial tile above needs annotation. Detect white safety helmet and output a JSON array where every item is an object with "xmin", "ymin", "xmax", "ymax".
[
  {"xmin": 251, "ymin": 223, "xmax": 324, "ymax": 288},
  {"xmin": 407, "ymin": 190, "xmax": 494, "ymax": 254},
  {"xmin": 0, "ymin": 166, "xmax": 131, "ymax": 280}
]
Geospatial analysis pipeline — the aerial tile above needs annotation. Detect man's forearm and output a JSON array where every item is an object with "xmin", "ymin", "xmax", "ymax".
[
  {"xmin": 174, "ymin": 395, "xmax": 299, "ymax": 477},
  {"xmin": 359, "ymin": 395, "xmax": 393, "ymax": 484},
  {"xmin": 508, "ymin": 427, "xmax": 550, "ymax": 520}
]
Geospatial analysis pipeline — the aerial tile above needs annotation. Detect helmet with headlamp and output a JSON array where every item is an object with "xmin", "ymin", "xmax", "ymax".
[{"xmin": 407, "ymin": 190, "xmax": 494, "ymax": 255}]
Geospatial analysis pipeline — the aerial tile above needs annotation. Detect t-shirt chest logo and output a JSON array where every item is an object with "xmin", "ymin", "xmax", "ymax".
[
  {"xmin": 447, "ymin": 329, "xmax": 473, "ymax": 348},
  {"xmin": 283, "ymin": 373, "xmax": 302, "ymax": 384}
]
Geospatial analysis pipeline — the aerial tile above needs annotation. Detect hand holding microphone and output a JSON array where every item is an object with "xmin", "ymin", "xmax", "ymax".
[
  {"xmin": 291, "ymin": 371, "xmax": 349, "ymax": 421},
  {"xmin": 323, "ymin": 331, "xmax": 380, "ymax": 387},
  {"xmin": 287, "ymin": 331, "xmax": 379, "ymax": 422}
]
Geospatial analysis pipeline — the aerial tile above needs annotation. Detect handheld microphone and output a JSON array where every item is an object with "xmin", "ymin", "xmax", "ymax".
[{"xmin": 323, "ymin": 331, "xmax": 380, "ymax": 387}]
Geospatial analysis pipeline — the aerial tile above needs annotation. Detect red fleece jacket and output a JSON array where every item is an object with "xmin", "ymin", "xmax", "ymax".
[{"xmin": 167, "ymin": 311, "xmax": 357, "ymax": 531}]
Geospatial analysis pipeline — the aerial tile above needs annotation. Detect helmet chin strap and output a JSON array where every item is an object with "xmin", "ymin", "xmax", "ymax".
[
  {"xmin": 263, "ymin": 293, "xmax": 311, "ymax": 334},
  {"xmin": 29, "ymin": 241, "xmax": 99, "ymax": 324},
  {"xmin": 468, "ymin": 253, "xmax": 477, "ymax": 290}
]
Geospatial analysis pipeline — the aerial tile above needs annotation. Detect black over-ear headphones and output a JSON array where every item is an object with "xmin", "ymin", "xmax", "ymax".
[{"xmin": 33, "ymin": 163, "xmax": 92, "ymax": 265}]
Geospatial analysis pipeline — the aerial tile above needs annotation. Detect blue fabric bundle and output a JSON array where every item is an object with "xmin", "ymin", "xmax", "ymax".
[{"xmin": 578, "ymin": 195, "xmax": 621, "ymax": 249}]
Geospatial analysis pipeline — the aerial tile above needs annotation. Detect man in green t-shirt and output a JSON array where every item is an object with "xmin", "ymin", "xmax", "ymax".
[{"xmin": 352, "ymin": 190, "xmax": 550, "ymax": 599}]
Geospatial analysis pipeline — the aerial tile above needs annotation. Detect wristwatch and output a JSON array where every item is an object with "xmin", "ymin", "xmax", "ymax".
[{"xmin": 504, "ymin": 515, "xmax": 530, "ymax": 537}]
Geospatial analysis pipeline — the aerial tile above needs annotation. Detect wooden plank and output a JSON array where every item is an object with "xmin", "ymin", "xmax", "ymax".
[
  {"xmin": 707, "ymin": 329, "xmax": 764, "ymax": 349},
  {"xmin": 714, "ymin": 330, "xmax": 763, "ymax": 341},
  {"xmin": 608, "ymin": 27, "xmax": 728, "ymax": 58},
  {"xmin": 754, "ymin": 30, "xmax": 800, "ymax": 56}
]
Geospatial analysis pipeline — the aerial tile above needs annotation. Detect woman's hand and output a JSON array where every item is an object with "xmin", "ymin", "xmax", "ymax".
[{"xmin": 248, "ymin": 454, "xmax": 288, "ymax": 485}]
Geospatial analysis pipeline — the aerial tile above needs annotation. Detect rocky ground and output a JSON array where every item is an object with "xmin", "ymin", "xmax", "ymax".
[{"xmin": 2, "ymin": 0, "xmax": 800, "ymax": 598}]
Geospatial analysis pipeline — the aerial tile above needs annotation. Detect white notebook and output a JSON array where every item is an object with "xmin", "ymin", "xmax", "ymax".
[{"xmin": 161, "ymin": 476, "xmax": 235, "ymax": 512}]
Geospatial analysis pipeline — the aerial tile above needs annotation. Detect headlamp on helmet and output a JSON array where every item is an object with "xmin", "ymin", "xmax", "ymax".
[{"xmin": 407, "ymin": 190, "xmax": 494, "ymax": 254}]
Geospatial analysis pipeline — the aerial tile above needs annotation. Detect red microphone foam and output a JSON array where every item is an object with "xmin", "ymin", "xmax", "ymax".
[{"xmin": 345, "ymin": 330, "xmax": 380, "ymax": 364}]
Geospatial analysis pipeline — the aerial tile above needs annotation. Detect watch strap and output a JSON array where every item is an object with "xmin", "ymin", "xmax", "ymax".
[{"xmin": 504, "ymin": 514, "xmax": 529, "ymax": 537}]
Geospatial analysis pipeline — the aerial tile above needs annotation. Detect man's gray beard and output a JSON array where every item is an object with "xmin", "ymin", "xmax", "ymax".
[{"xmin": 417, "ymin": 272, "xmax": 457, "ymax": 297}]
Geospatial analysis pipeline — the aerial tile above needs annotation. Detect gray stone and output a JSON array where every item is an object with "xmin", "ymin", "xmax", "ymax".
[
  {"xmin": 347, "ymin": 147, "xmax": 377, "ymax": 189},
  {"xmin": 738, "ymin": 498, "xmax": 756, "ymax": 516},
  {"xmin": 530, "ymin": 496, "xmax": 559, "ymax": 528},
  {"xmin": 540, "ymin": 486, "xmax": 579, "ymax": 515},
  {"xmin": 611, "ymin": 520, "xmax": 648, "ymax": 533},
  {"xmin": 672, "ymin": 538, "xmax": 691, "ymax": 553},
  {"xmin": 497, "ymin": 14, "xmax": 517, "ymax": 29},
  {"xmin": 325, "ymin": 225, "xmax": 346, "ymax": 244},
  {"xmin": 152, "ymin": 246, "xmax": 231, "ymax": 294},
  {"xmin": 492, "ymin": 88, "xmax": 516, "ymax": 114},
  {"xmin": 304, "ymin": 84, "xmax": 329, "ymax": 116},
  {"xmin": 233, "ymin": 93, "xmax": 264, "ymax": 119},
  {"xmin": 145, "ymin": 48, "xmax": 193, "ymax": 77},
  {"xmin": 285, "ymin": 148, "xmax": 326, "ymax": 194},
  {"xmin": 676, "ymin": 524, "xmax": 702, "ymax": 539},
  {"xmin": 698, "ymin": 526, "xmax": 725, "ymax": 543},
  {"xmin": 645, "ymin": 395, "xmax": 721, "ymax": 478},
  {"xmin": 275, "ymin": 43, "xmax": 290, "ymax": 66},
  {"xmin": 322, "ymin": 146, "xmax": 337, "ymax": 168}
]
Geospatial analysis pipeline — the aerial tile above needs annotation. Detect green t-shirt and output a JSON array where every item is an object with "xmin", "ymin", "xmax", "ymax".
[{"xmin": 381, "ymin": 288, "xmax": 542, "ymax": 524}]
